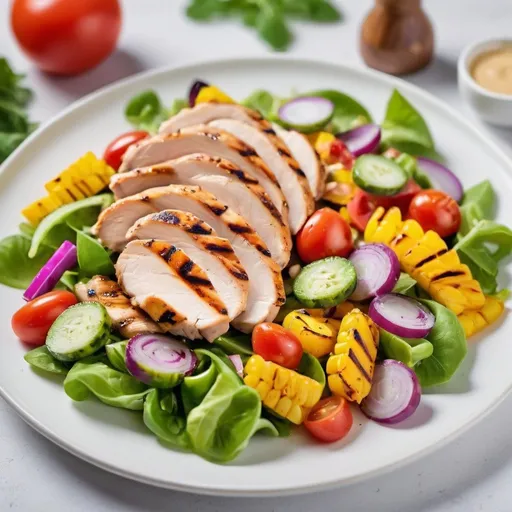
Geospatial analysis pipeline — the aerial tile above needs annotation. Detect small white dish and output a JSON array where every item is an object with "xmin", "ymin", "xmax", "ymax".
[{"xmin": 458, "ymin": 38, "xmax": 512, "ymax": 126}]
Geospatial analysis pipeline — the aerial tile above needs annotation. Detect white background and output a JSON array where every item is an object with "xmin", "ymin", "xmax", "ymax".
[{"xmin": 1, "ymin": 0, "xmax": 512, "ymax": 510}]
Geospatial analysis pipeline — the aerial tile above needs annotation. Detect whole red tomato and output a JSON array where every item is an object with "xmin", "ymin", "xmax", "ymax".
[
  {"xmin": 296, "ymin": 208, "xmax": 353, "ymax": 264},
  {"xmin": 252, "ymin": 323, "xmax": 303, "ymax": 369},
  {"xmin": 11, "ymin": 0, "xmax": 122, "ymax": 75},
  {"xmin": 12, "ymin": 291, "xmax": 77, "ymax": 346},
  {"xmin": 408, "ymin": 190, "xmax": 461, "ymax": 238},
  {"xmin": 103, "ymin": 130, "xmax": 149, "ymax": 171}
]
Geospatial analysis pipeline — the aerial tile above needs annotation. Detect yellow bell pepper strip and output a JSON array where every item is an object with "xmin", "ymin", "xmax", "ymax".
[
  {"xmin": 283, "ymin": 310, "xmax": 341, "ymax": 358},
  {"xmin": 22, "ymin": 153, "xmax": 115, "ymax": 226},
  {"xmin": 458, "ymin": 296, "xmax": 505, "ymax": 338},
  {"xmin": 195, "ymin": 85, "xmax": 235, "ymax": 105},
  {"xmin": 243, "ymin": 355, "xmax": 323, "ymax": 424},
  {"xmin": 364, "ymin": 206, "xmax": 485, "ymax": 315},
  {"xmin": 327, "ymin": 309, "xmax": 379, "ymax": 403}
]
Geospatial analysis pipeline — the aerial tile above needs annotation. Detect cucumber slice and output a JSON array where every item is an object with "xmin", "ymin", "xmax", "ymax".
[
  {"xmin": 293, "ymin": 257, "xmax": 357, "ymax": 308},
  {"xmin": 277, "ymin": 97, "xmax": 334, "ymax": 133},
  {"xmin": 46, "ymin": 302, "xmax": 111, "ymax": 362},
  {"xmin": 353, "ymin": 155, "xmax": 408, "ymax": 196}
]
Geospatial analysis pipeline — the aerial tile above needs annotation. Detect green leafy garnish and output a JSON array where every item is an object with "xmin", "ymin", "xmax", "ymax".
[
  {"xmin": 379, "ymin": 330, "xmax": 433, "ymax": 368},
  {"xmin": 105, "ymin": 340, "xmax": 128, "ymax": 373},
  {"xmin": 76, "ymin": 231, "xmax": 115, "ymax": 277},
  {"xmin": 392, "ymin": 273, "xmax": 417, "ymax": 295},
  {"xmin": 185, "ymin": 0, "xmax": 342, "ymax": 51},
  {"xmin": 125, "ymin": 90, "xmax": 170, "ymax": 133},
  {"xmin": 24, "ymin": 346, "xmax": 71, "ymax": 375},
  {"xmin": 0, "ymin": 58, "xmax": 37, "ymax": 163}
]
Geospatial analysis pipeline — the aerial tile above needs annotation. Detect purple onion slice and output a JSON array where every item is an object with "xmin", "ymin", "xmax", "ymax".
[
  {"xmin": 417, "ymin": 157, "xmax": 463, "ymax": 202},
  {"xmin": 278, "ymin": 97, "xmax": 334, "ymax": 133},
  {"xmin": 125, "ymin": 334, "xmax": 197, "ymax": 388},
  {"xmin": 23, "ymin": 240, "xmax": 77, "ymax": 301},
  {"xmin": 349, "ymin": 244, "xmax": 400, "ymax": 301},
  {"xmin": 228, "ymin": 354, "xmax": 244, "ymax": 378},
  {"xmin": 188, "ymin": 80, "xmax": 209, "ymax": 107},
  {"xmin": 361, "ymin": 360, "xmax": 421, "ymax": 424},
  {"xmin": 336, "ymin": 124, "xmax": 381, "ymax": 157},
  {"xmin": 369, "ymin": 293, "xmax": 435, "ymax": 338}
]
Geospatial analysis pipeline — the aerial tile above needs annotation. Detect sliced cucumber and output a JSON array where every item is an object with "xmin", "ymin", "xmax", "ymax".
[
  {"xmin": 293, "ymin": 257, "xmax": 357, "ymax": 308},
  {"xmin": 277, "ymin": 97, "xmax": 334, "ymax": 133},
  {"xmin": 46, "ymin": 302, "xmax": 111, "ymax": 362},
  {"xmin": 353, "ymin": 155, "xmax": 408, "ymax": 196}
]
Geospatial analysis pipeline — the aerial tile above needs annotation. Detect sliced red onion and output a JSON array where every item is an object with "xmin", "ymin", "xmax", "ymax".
[
  {"xmin": 278, "ymin": 97, "xmax": 334, "ymax": 133},
  {"xmin": 23, "ymin": 241, "xmax": 77, "ymax": 301},
  {"xmin": 188, "ymin": 80, "xmax": 209, "ymax": 107},
  {"xmin": 349, "ymin": 244, "xmax": 400, "ymax": 301},
  {"xmin": 125, "ymin": 334, "xmax": 197, "ymax": 388},
  {"xmin": 417, "ymin": 157, "xmax": 463, "ymax": 202},
  {"xmin": 361, "ymin": 360, "xmax": 421, "ymax": 424},
  {"xmin": 228, "ymin": 354, "xmax": 244, "ymax": 378},
  {"xmin": 369, "ymin": 294, "xmax": 435, "ymax": 338},
  {"xmin": 336, "ymin": 124, "xmax": 381, "ymax": 157}
]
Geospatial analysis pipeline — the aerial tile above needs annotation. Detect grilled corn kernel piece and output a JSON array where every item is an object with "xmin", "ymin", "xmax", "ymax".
[
  {"xmin": 283, "ymin": 310, "xmax": 340, "ymax": 358},
  {"xmin": 195, "ymin": 85, "xmax": 235, "ymax": 105},
  {"xmin": 243, "ymin": 355, "xmax": 323, "ymax": 424},
  {"xmin": 458, "ymin": 296, "xmax": 505, "ymax": 338},
  {"xmin": 326, "ymin": 309, "xmax": 379, "ymax": 404},
  {"xmin": 21, "ymin": 195, "xmax": 62, "ymax": 226},
  {"xmin": 365, "ymin": 207, "xmax": 486, "ymax": 315}
]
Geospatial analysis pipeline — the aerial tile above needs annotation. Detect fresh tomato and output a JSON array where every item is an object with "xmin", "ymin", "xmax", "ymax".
[
  {"xmin": 12, "ymin": 291, "xmax": 77, "ymax": 346},
  {"xmin": 252, "ymin": 323, "xmax": 303, "ymax": 369},
  {"xmin": 103, "ymin": 130, "xmax": 149, "ymax": 171},
  {"xmin": 304, "ymin": 396, "xmax": 353, "ymax": 443},
  {"xmin": 296, "ymin": 208, "xmax": 354, "ymax": 264},
  {"xmin": 347, "ymin": 180, "xmax": 422, "ymax": 232},
  {"xmin": 11, "ymin": 0, "xmax": 121, "ymax": 75},
  {"xmin": 408, "ymin": 190, "xmax": 461, "ymax": 238},
  {"xmin": 329, "ymin": 139, "xmax": 355, "ymax": 169}
]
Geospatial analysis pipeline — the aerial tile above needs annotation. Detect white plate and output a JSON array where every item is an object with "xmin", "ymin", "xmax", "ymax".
[{"xmin": 0, "ymin": 57, "xmax": 511, "ymax": 497}]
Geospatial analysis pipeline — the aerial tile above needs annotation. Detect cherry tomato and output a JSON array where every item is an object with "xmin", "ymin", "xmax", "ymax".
[
  {"xmin": 252, "ymin": 323, "xmax": 303, "ymax": 369},
  {"xmin": 347, "ymin": 180, "xmax": 422, "ymax": 232},
  {"xmin": 304, "ymin": 396, "xmax": 353, "ymax": 443},
  {"xmin": 329, "ymin": 140, "xmax": 355, "ymax": 169},
  {"xmin": 11, "ymin": 0, "xmax": 121, "ymax": 75},
  {"xmin": 408, "ymin": 190, "xmax": 461, "ymax": 238},
  {"xmin": 296, "ymin": 208, "xmax": 354, "ymax": 264},
  {"xmin": 103, "ymin": 130, "xmax": 149, "ymax": 171},
  {"xmin": 12, "ymin": 291, "xmax": 77, "ymax": 346}
]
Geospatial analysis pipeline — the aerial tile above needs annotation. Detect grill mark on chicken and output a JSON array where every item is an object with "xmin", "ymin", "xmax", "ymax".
[
  {"xmin": 230, "ymin": 268, "xmax": 249, "ymax": 281},
  {"xmin": 290, "ymin": 165, "xmax": 306, "ymax": 178},
  {"xmin": 349, "ymin": 349, "xmax": 371, "ymax": 383},
  {"xmin": 158, "ymin": 310, "xmax": 177, "ymax": 324},
  {"xmin": 142, "ymin": 296, "xmax": 186, "ymax": 328},
  {"xmin": 263, "ymin": 127, "xmax": 276, "ymax": 135},
  {"xmin": 154, "ymin": 210, "xmax": 180, "ymax": 225},
  {"xmin": 189, "ymin": 223, "xmax": 212, "ymax": 235},
  {"xmin": 255, "ymin": 244, "xmax": 272, "ymax": 257},
  {"xmin": 204, "ymin": 242, "xmax": 234, "ymax": 253},
  {"xmin": 206, "ymin": 203, "xmax": 229, "ymax": 216},
  {"xmin": 140, "ymin": 195, "xmax": 150, "ymax": 202},
  {"xmin": 227, "ymin": 222, "xmax": 253, "ymax": 234},
  {"xmin": 228, "ymin": 169, "xmax": 259, "ymax": 184},
  {"xmin": 277, "ymin": 148, "xmax": 292, "ymax": 159},
  {"xmin": 414, "ymin": 248, "xmax": 448, "ymax": 269},
  {"xmin": 238, "ymin": 148, "xmax": 258, "ymax": 157},
  {"xmin": 257, "ymin": 192, "xmax": 285, "ymax": 224},
  {"xmin": 159, "ymin": 245, "xmax": 178, "ymax": 262}
]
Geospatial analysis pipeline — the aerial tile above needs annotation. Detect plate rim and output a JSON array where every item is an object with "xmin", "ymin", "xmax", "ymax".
[{"xmin": 1, "ymin": 55, "xmax": 512, "ymax": 497}]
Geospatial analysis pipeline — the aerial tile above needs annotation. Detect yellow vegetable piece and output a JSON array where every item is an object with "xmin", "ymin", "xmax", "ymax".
[
  {"xmin": 283, "ymin": 310, "xmax": 340, "ymax": 358},
  {"xmin": 458, "ymin": 296, "xmax": 505, "ymax": 338},
  {"xmin": 195, "ymin": 85, "xmax": 235, "ymax": 105},
  {"xmin": 364, "ymin": 206, "xmax": 485, "ymax": 315},
  {"xmin": 244, "ymin": 355, "xmax": 323, "ymax": 424},
  {"xmin": 326, "ymin": 309, "xmax": 379, "ymax": 403},
  {"xmin": 22, "ymin": 152, "xmax": 115, "ymax": 226}
]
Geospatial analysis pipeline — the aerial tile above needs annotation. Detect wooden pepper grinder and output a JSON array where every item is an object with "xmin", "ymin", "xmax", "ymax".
[{"xmin": 360, "ymin": 0, "xmax": 434, "ymax": 75}]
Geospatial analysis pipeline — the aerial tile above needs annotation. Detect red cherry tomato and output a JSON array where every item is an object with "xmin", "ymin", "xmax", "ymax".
[
  {"xmin": 12, "ymin": 291, "xmax": 77, "ymax": 346},
  {"xmin": 296, "ymin": 208, "xmax": 354, "ymax": 264},
  {"xmin": 252, "ymin": 323, "xmax": 303, "ymax": 369},
  {"xmin": 329, "ymin": 140, "xmax": 355, "ymax": 169},
  {"xmin": 11, "ymin": 0, "xmax": 121, "ymax": 75},
  {"xmin": 347, "ymin": 180, "xmax": 422, "ymax": 232},
  {"xmin": 103, "ymin": 130, "xmax": 149, "ymax": 171},
  {"xmin": 408, "ymin": 190, "xmax": 462, "ymax": 238},
  {"xmin": 304, "ymin": 396, "xmax": 353, "ymax": 443}
]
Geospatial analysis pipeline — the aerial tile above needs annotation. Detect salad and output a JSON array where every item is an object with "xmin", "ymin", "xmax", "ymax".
[{"xmin": 3, "ymin": 80, "xmax": 511, "ymax": 464}]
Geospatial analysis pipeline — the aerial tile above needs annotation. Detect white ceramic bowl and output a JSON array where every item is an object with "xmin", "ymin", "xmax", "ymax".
[{"xmin": 458, "ymin": 38, "xmax": 512, "ymax": 126}]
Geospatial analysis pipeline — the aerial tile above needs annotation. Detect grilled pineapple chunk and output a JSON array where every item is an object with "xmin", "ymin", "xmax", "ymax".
[
  {"xmin": 458, "ymin": 296, "xmax": 505, "ymax": 338},
  {"xmin": 244, "ymin": 355, "xmax": 323, "ymax": 424},
  {"xmin": 283, "ymin": 310, "xmax": 340, "ymax": 358},
  {"xmin": 326, "ymin": 309, "xmax": 379, "ymax": 403},
  {"xmin": 365, "ymin": 207, "xmax": 485, "ymax": 315}
]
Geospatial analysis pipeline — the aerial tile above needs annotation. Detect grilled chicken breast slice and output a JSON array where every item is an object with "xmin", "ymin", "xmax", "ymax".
[
  {"xmin": 126, "ymin": 210, "xmax": 248, "ymax": 320},
  {"xmin": 75, "ymin": 276, "xmax": 162, "ymax": 338},
  {"xmin": 272, "ymin": 123, "xmax": 326, "ymax": 199},
  {"xmin": 118, "ymin": 129, "xmax": 288, "ymax": 220},
  {"xmin": 95, "ymin": 185, "xmax": 285, "ymax": 331},
  {"xmin": 117, "ymin": 239, "xmax": 230, "ymax": 341},
  {"xmin": 110, "ymin": 155, "xmax": 292, "ymax": 268}
]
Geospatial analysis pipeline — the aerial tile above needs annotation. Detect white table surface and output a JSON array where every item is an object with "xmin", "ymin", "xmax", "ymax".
[{"xmin": 1, "ymin": 1, "xmax": 512, "ymax": 510}]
